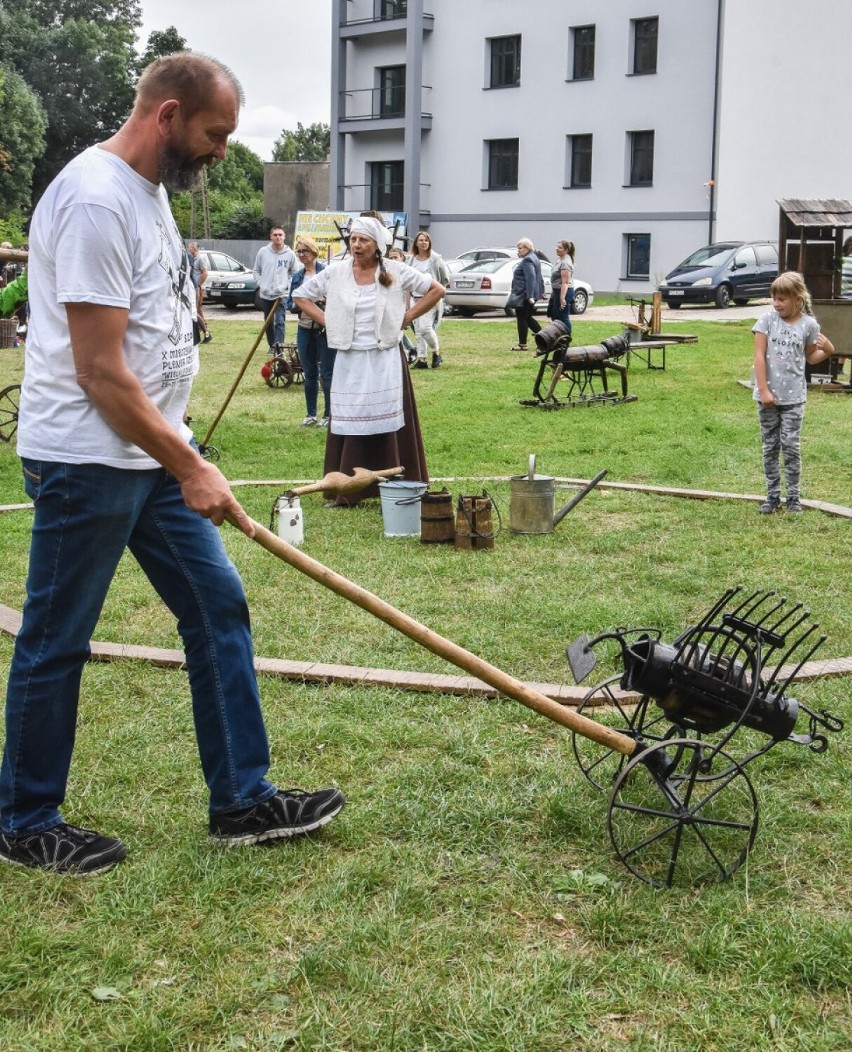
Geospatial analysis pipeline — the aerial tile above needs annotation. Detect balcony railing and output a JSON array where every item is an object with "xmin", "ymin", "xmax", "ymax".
[{"xmin": 339, "ymin": 86, "xmax": 432, "ymax": 122}]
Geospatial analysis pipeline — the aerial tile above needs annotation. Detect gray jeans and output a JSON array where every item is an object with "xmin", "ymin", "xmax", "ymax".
[{"xmin": 757, "ymin": 402, "xmax": 805, "ymax": 503}]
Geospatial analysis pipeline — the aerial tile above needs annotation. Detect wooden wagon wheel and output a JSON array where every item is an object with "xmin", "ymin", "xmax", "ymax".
[{"xmin": 0, "ymin": 384, "xmax": 21, "ymax": 443}]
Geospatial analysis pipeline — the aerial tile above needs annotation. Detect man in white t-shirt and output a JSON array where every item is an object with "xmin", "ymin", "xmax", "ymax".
[{"xmin": 0, "ymin": 53, "xmax": 344, "ymax": 877}]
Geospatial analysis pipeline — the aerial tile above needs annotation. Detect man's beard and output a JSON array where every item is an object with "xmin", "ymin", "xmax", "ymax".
[{"xmin": 158, "ymin": 142, "xmax": 208, "ymax": 193}]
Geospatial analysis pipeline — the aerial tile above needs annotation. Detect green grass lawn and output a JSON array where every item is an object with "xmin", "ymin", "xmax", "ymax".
[{"xmin": 0, "ymin": 315, "xmax": 850, "ymax": 1051}]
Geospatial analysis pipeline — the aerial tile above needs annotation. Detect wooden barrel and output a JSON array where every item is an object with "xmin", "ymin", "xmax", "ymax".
[
  {"xmin": 420, "ymin": 488, "xmax": 455, "ymax": 544},
  {"xmin": 455, "ymin": 493, "xmax": 496, "ymax": 550}
]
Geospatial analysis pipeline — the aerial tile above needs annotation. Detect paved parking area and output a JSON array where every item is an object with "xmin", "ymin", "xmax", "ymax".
[{"xmin": 204, "ymin": 300, "xmax": 770, "ymax": 327}]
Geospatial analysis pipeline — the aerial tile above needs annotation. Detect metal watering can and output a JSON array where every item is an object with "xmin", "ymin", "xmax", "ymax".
[{"xmin": 509, "ymin": 455, "xmax": 607, "ymax": 534}]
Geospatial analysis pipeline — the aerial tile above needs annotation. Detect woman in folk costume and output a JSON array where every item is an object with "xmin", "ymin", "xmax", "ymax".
[{"xmin": 293, "ymin": 216, "xmax": 445, "ymax": 505}]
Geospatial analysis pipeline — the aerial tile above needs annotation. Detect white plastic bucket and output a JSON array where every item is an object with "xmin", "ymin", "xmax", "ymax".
[
  {"xmin": 378, "ymin": 480, "xmax": 427, "ymax": 537},
  {"xmin": 274, "ymin": 494, "xmax": 304, "ymax": 546}
]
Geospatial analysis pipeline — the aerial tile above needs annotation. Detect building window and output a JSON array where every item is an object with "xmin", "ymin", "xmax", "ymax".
[
  {"xmin": 486, "ymin": 139, "xmax": 519, "ymax": 190},
  {"xmin": 369, "ymin": 161, "xmax": 404, "ymax": 211},
  {"xmin": 377, "ymin": 65, "xmax": 405, "ymax": 117},
  {"xmin": 626, "ymin": 234, "xmax": 651, "ymax": 279},
  {"xmin": 567, "ymin": 134, "xmax": 592, "ymax": 188},
  {"xmin": 377, "ymin": 0, "xmax": 407, "ymax": 19},
  {"xmin": 627, "ymin": 130, "xmax": 654, "ymax": 186},
  {"xmin": 571, "ymin": 25, "xmax": 595, "ymax": 80},
  {"xmin": 489, "ymin": 35, "xmax": 521, "ymax": 88},
  {"xmin": 631, "ymin": 17, "xmax": 658, "ymax": 75}
]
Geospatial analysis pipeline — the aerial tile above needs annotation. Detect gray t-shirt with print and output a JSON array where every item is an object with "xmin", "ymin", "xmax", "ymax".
[{"xmin": 752, "ymin": 309, "xmax": 819, "ymax": 405}]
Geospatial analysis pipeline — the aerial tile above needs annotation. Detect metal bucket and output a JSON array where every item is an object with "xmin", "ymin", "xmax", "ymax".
[
  {"xmin": 509, "ymin": 454, "xmax": 556, "ymax": 534},
  {"xmin": 378, "ymin": 479, "xmax": 427, "ymax": 537}
]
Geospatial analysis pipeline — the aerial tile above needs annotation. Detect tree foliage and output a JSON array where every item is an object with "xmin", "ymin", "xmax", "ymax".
[
  {"xmin": 135, "ymin": 25, "xmax": 187, "ymax": 75},
  {"xmin": 0, "ymin": 64, "xmax": 48, "ymax": 215},
  {"xmin": 272, "ymin": 122, "xmax": 330, "ymax": 163},
  {"xmin": 170, "ymin": 140, "xmax": 268, "ymax": 239},
  {"xmin": 0, "ymin": 0, "xmax": 140, "ymax": 200}
]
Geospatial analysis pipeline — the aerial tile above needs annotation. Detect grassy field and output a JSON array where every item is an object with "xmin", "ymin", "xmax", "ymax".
[{"xmin": 0, "ymin": 313, "xmax": 850, "ymax": 1051}]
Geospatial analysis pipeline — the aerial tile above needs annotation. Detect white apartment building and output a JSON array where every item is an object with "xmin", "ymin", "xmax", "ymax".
[{"xmin": 329, "ymin": 0, "xmax": 852, "ymax": 293}]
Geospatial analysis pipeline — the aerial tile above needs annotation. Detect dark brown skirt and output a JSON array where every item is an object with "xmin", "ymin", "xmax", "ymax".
[{"xmin": 323, "ymin": 346, "xmax": 429, "ymax": 506}]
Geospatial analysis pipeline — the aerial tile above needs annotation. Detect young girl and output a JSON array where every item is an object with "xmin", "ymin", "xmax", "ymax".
[{"xmin": 752, "ymin": 271, "xmax": 835, "ymax": 514}]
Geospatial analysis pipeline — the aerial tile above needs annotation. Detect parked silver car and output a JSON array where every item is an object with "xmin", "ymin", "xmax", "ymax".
[{"xmin": 446, "ymin": 258, "xmax": 593, "ymax": 316}]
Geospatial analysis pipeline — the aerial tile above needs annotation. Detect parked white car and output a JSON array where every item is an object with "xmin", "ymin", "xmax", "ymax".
[{"xmin": 446, "ymin": 258, "xmax": 593, "ymax": 316}]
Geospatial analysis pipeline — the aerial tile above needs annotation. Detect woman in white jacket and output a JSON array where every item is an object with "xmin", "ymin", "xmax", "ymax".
[
  {"xmin": 293, "ymin": 215, "xmax": 444, "ymax": 505},
  {"xmin": 407, "ymin": 230, "xmax": 449, "ymax": 369}
]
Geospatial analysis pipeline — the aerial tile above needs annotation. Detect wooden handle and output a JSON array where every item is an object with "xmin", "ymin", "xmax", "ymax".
[
  {"xmin": 290, "ymin": 465, "xmax": 404, "ymax": 498},
  {"xmin": 0, "ymin": 248, "xmax": 28, "ymax": 264},
  {"xmin": 245, "ymin": 519, "xmax": 636, "ymax": 756}
]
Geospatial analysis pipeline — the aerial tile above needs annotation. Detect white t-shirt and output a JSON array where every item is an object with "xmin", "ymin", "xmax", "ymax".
[{"xmin": 18, "ymin": 146, "xmax": 197, "ymax": 468}]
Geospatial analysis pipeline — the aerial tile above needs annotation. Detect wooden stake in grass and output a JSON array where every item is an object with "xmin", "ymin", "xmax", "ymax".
[
  {"xmin": 199, "ymin": 298, "xmax": 280, "ymax": 453},
  {"xmin": 244, "ymin": 519, "xmax": 637, "ymax": 755}
]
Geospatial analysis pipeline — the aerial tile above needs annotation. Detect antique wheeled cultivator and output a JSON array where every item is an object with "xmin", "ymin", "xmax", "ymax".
[
  {"xmin": 566, "ymin": 587, "xmax": 843, "ymax": 887},
  {"xmin": 235, "ymin": 500, "xmax": 844, "ymax": 889},
  {"xmin": 520, "ymin": 323, "xmax": 637, "ymax": 409}
]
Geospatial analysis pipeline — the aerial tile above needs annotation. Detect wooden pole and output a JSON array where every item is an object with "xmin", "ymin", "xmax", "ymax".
[
  {"xmin": 245, "ymin": 520, "xmax": 637, "ymax": 755},
  {"xmin": 199, "ymin": 299, "xmax": 279, "ymax": 451}
]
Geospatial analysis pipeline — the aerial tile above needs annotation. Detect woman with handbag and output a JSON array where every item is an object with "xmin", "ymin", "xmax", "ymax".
[
  {"xmin": 288, "ymin": 235, "xmax": 335, "ymax": 428},
  {"xmin": 508, "ymin": 238, "xmax": 544, "ymax": 351}
]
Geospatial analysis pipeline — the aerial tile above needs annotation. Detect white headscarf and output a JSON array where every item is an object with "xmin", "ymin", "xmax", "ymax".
[{"xmin": 349, "ymin": 216, "xmax": 392, "ymax": 254}]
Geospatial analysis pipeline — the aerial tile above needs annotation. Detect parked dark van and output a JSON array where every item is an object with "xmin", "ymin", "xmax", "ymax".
[{"xmin": 659, "ymin": 241, "xmax": 778, "ymax": 308}]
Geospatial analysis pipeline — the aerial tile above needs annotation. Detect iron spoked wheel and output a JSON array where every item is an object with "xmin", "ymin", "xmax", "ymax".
[
  {"xmin": 198, "ymin": 443, "xmax": 220, "ymax": 461},
  {"xmin": 0, "ymin": 384, "xmax": 21, "ymax": 443},
  {"xmin": 571, "ymin": 677, "xmax": 681, "ymax": 792},
  {"xmin": 607, "ymin": 738, "xmax": 759, "ymax": 888}
]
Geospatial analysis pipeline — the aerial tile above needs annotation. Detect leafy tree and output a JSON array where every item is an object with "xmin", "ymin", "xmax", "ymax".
[
  {"xmin": 0, "ymin": 0, "xmax": 140, "ymax": 200},
  {"xmin": 135, "ymin": 25, "xmax": 188, "ymax": 75},
  {"xmin": 206, "ymin": 140, "xmax": 264, "ymax": 197},
  {"xmin": 272, "ymin": 122, "xmax": 330, "ymax": 163},
  {"xmin": 0, "ymin": 64, "xmax": 47, "ymax": 215},
  {"xmin": 170, "ymin": 140, "xmax": 266, "ymax": 239}
]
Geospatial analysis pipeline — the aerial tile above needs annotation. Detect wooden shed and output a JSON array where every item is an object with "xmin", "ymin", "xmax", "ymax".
[{"xmin": 777, "ymin": 198, "xmax": 852, "ymax": 384}]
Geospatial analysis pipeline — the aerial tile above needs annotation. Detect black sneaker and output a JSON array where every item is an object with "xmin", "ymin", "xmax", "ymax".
[
  {"xmin": 758, "ymin": 499, "xmax": 781, "ymax": 514},
  {"xmin": 431, "ymin": 353, "xmax": 443, "ymax": 368},
  {"xmin": 0, "ymin": 823, "xmax": 127, "ymax": 876},
  {"xmin": 785, "ymin": 499, "xmax": 804, "ymax": 514},
  {"xmin": 209, "ymin": 788, "xmax": 345, "ymax": 847},
  {"xmin": 413, "ymin": 360, "xmax": 429, "ymax": 370}
]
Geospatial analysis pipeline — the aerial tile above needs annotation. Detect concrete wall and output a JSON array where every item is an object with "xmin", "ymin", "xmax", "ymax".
[
  {"xmin": 714, "ymin": 0, "xmax": 852, "ymax": 244},
  {"xmin": 263, "ymin": 162, "xmax": 331, "ymax": 239}
]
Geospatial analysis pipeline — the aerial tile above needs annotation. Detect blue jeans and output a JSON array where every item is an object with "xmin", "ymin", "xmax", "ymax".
[
  {"xmin": 1, "ymin": 459, "xmax": 275, "ymax": 835},
  {"xmin": 547, "ymin": 289, "xmax": 573, "ymax": 335},
  {"xmin": 259, "ymin": 296, "xmax": 286, "ymax": 347},
  {"xmin": 296, "ymin": 325, "xmax": 336, "ymax": 419}
]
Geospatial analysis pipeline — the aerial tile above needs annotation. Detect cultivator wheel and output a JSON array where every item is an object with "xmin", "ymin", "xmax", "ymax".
[
  {"xmin": 198, "ymin": 443, "xmax": 220, "ymax": 461},
  {"xmin": 0, "ymin": 384, "xmax": 21, "ymax": 442},
  {"xmin": 607, "ymin": 738, "xmax": 759, "ymax": 888},
  {"xmin": 265, "ymin": 352, "xmax": 295, "ymax": 388},
  {"xmin": 571, "ymin": 676, "xmax": 682, "ymax": 792}
]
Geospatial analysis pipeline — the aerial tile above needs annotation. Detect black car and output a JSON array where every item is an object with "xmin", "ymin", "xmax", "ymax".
[{"xmin": 659, "ymin": 241, "xmax": 778, "ymax": 308}]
